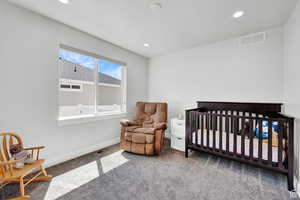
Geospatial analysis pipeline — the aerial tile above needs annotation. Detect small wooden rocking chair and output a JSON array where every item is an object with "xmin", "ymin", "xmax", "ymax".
[{"xmin": 0, "ymin": 133, "xmax": 52, "ymax": 200}]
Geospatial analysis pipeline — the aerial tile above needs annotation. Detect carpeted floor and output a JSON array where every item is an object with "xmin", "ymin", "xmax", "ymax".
[{"xmin": 1, "ymin": 140, "xmax": 298, "ymax": 200}]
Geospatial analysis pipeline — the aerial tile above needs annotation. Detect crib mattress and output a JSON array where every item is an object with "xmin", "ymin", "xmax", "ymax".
[{"xmin": 192, "ymin": 129, "xmax": 286, "ymax": 163}]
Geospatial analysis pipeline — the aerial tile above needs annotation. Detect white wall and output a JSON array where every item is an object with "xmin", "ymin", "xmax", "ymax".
[
  {"xmin": 0, "ymin": 1, "xmax": 148, "ymax": 166},
  {"xmin": 284, "ymin": 0, "xmax": 300, "ymax": 185},
  {"xmin": 148, "ymin": 27, "xmax": 284, "ymax": 119}
]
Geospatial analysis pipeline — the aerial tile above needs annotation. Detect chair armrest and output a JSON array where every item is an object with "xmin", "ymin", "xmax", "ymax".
[
  {"xmin": 0, "ymin": 160, "xmax": 20, "ymax": 166},
  {"xmin": 24, "ymin": 146, "xmax": 45, "ymax": 160},
  {"xmin": 154, "ymin": 122, "xmax": 167, "ymax": 130},
  {"xmin": 120, "ymin": 119, "xmax": 141, "ymax": 127},
  {"xmin": 23, "ymin": 146, "xmax": 45, "ymax": 151}
]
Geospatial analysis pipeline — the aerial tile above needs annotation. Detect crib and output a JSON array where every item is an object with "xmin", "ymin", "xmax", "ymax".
[{"xmin": 185, "ymin": 102, "xmax": 295, "ymax": 191}]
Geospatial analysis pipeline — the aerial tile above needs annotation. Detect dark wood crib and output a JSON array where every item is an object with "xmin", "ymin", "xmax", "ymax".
[{"xmin": 185, "ymin": 101, "xmax": 295, "ymax": 191}]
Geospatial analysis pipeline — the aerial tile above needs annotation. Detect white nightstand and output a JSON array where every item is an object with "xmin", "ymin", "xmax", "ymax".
[{"xmin": 171, "ymin": 118, "xmax": 185, "ymax": 151}]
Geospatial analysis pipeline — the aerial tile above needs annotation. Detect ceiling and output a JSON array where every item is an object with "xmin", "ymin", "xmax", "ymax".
[{"xmin": 8, "ymin": 0, "xmax": 298, "ymax": 58}]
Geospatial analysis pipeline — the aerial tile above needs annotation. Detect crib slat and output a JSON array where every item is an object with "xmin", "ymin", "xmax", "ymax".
[
  {"xmin": 233, "ymin": 117, "xmax": 238, "ymax": 155},
  {"xmin": 195, "ymin": 112, "xmax": 198, "ymax": 146},
  {"xmin": 206, "ymin": 114, "xmax": 209, "ymax": 148},
  {"xmin": 212, "ymin": 116, "xmax": 216, "ymax": 150},
  {"xmin": 288, "ymin": 119, "xmax": 294, "ymax": 191},
  {"xmin": 237, "ymin": 111, "xmax": 241, "ymax": 128},
  {"xmin": 253, "ymin": 113, "xmax": 257, "ymax": 135},
  {"xmin": 249, "ymin": 119, "xmax": 254, "ymax": 160},
  {"xmin": 213, "ymin": 115, "xmax": 216, "ymax": 150},
  {"xmin": 185, "ymin": 111, "xmax": 190, "ymax": 157},
  {"xmin": 225, "ymin": 112, "xmax": 229, "ymax": 154},
  {"xmin": 201, "ymin": 114, "xmax": 204, "ymax": 147},
  {"xmin": 258, "ymin": 120, "xmax": 263, "ymax": 162},
  {"xmin": 283, "ymin": 122, "xmax": 287, "ymax": 139},
  {"xmin": 268, "ymin": 120, "xmax": 273, "ymax": 165},
  {"xmin": 238, "ymin": 113, "xmax": 241, "ymax": 130},
  {"xmin": 219, "ymin": 114, "xmax": 223, "ymax": 151},
  {"xmin": 215, "ymin": 111, "xmax": 218, "ymax": 131},
  {"xmin": 191, "ymin": 112, "xmax": 194, "ymax": 144},
  {"xmin": 209, "ymin": 111, "xmax": 213, "ymax": 131},
  {"xmin": 278, "ymin": 121, "xmax": 283, "ymax": 168},
  {"xmin": 241, "ymin": 115, "xmax": 245, "ymax": 157},
  {"xmin": 231, "ymin": 110, "xmax": 234, "ymax": 133}
]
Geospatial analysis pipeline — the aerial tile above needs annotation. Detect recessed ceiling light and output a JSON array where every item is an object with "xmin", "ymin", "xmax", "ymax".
[
  {"xmin": 150, "ymin": 2, "xmax": 162, "ymax": 11},
  {"xmin": 233, "ymin": 11, "xmax": 244, "ymax": 18},
  {"xmin": 144, "ymin": 43, "xmax": 150, "ymax": 47},
  {"xmin": 58, "ymin": 0, "xmax": 69, "ymax": 4}
]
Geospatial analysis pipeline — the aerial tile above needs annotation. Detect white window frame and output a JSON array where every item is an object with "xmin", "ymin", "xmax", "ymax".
[{"xmin": 58, "ymin": 48, "xmax": 127, "ymax": 126}]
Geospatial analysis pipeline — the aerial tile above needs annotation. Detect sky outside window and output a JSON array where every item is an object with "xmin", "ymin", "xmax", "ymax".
[
  {"xmin": 99, "ymin": 60, "xmax": 121, "ymax": 80},
  {"xmin": 59, "ymin": 49, "xmax": 121, "ymax": 80}
]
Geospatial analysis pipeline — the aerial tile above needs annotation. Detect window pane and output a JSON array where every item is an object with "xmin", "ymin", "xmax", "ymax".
[
  {"xmin": 97, "ymin": 60, "xmax": 122, "ymax": 113},
  {"xmin": 59, "ymin": 49, "xmax": 96, "ymax": 118},
  {"xmin": 71, "ymin": 85, "xmax": 81, "ymax": 89},
  {"xmin": 60, "ymin": 84, "xmax": 71, "ymax": 89}
]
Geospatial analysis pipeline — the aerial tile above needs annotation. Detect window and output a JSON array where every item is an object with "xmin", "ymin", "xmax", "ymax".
[
  {"xmin": 97, "ymin": 60, "xmax": 123, "ymax": 114},
  {"xmin": 58, "ymin": 47, "xmax": 126, "ymax": 123}
]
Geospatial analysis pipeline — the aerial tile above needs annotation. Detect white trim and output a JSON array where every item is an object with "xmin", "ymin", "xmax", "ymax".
[
  {"xmin": 60, "ymin": 78, "xmax": 94, "ymax": 85},
  {"xmin": 59, "ymin": 79, "xmax": 121, "ymax": 88},
  {"xmin": 58, "ymin": 112, "xmax": 127, "ymax": 126},
  {"xmin": 98, "ymin": 82, "xmax": 121, "ymax": 87},
  {"xmin": 121, "ymin": 67, "xmax": 127, "ymax": 113},
  {"xmin": 44, "ymin": 137, "xmax": 120, "ymax": 168},
  {"xmin": 60, "ymin": 44, "xmax": 127, "ymax": 66},
  {"xmin": 94, "ymin": 61, "xmax": 98, "ymax": 114}
]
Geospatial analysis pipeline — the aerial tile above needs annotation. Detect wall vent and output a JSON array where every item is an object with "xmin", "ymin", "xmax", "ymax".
[{"xmin": 239, "ymin": 32, "xmax": 266, "ymax": 46}]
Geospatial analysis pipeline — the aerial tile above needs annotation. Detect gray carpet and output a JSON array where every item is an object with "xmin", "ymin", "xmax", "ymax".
[{"xmin": 1, "ymin": 140, "xmax": 298, "ymax": 200}]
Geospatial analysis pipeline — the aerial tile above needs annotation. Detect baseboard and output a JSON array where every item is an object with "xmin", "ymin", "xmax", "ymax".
[
  {"xmin": 296, "ymin": 176, "xmax": 300, "ymax": 196},
  {"xmin": 44, "ymin": 137, "xmax": 120, "ymax": 168}
]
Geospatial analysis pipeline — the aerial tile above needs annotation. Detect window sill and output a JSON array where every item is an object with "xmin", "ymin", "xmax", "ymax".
[{"xmin": 58, "ymin": 112, "xmax": 127, "ymax": 126}]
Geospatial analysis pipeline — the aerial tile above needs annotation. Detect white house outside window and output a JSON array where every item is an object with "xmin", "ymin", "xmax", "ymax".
[{"xmin": 58, "ymin": 46, "xmax": 126, "ymax": 125}]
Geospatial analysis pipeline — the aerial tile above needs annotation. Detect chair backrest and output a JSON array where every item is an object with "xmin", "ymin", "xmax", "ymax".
[
  {"xmin": 0, "ymin": 133, "xmax": 23, "ymax": 163},
  {"xmin": 135, "ymin": 102, "xmax": 168, "ymax": 127},
  {"xmin": 0, "ymin": 133, "xmax": 23, "ymax": 178}
]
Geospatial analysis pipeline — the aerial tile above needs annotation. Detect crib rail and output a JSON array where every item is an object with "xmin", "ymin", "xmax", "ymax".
[{"xmin": 185, "ymin": 107, "xmax": 294, "ymax": 190}]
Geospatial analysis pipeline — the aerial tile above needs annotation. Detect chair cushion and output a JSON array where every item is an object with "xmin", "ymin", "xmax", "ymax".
[
  {"xmin": 134, "ymin": 127, "xmax": 155, "ymax": 134},
  {"xmin": 125, "ymin": 132, "xmax": 154, "ymax": 144},
  {"xmin": 125, "ymin": 132, "xmax": 133, "ymax": 141},
  {"xmin": 131, "ymin": 143, "xmax": 155, "ymax": 155},
  {"xmin": 125, "ymin": 126, "xmax": 141, "ymax": 132},
  {"xmin": 135, "ymin": 102, "xmax": 168, "ymax": 127}
]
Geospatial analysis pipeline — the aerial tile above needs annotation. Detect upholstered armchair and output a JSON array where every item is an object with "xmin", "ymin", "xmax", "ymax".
[{"xmin": 120, "ymin": 102, "xmax": 168, "ymax": 155}]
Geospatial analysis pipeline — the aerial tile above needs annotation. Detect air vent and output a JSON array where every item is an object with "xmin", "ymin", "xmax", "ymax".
[{"xmin": 240, "ymin": 32, "xmax": 266, "ymax": 46}]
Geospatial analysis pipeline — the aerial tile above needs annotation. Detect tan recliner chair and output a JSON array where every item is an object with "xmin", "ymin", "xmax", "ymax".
[{"xmin": 120, "ymin": 102, "xmax": 168, "ymax": 155}]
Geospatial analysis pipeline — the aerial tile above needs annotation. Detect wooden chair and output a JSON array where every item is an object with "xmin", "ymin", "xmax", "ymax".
[{"xmin": 0, "ymin": 133, "xmax": 52, "ymax": 199}]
